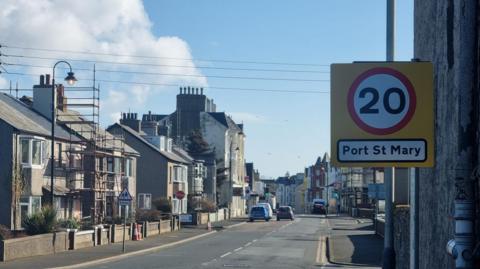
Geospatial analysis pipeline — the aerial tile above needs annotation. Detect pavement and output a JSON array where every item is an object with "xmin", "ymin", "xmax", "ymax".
[
  {"xmin": 0, "ymin": 218, "xmax": 246, "ymax": 269},
  {"xmin": 322, "ymin": 215, "xmax": 383, "ymax": 269}
]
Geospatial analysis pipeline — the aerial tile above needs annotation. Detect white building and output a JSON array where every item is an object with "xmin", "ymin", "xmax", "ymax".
[{"xmin": 200, "ymin": 112, "xmax": 246, "ymax": 217}]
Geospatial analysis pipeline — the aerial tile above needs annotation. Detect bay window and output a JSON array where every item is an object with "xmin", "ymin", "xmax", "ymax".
[{"xmin": 20, "ymin": 137, "xmax": 45, "ymax": 167}]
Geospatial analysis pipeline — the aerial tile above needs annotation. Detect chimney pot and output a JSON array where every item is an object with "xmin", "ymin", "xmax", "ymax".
[
  {"xmin": 187, "ymin": 86, "xmax": 191, "ymax": 94},
  {"xmin": 40, "ymin": 75, "xmax": 45, "ymax": 86},
  {"xmin": 45, "ymin": 74, "xmax": 51, "ymax": 85},
  {"xmin": 196, "ymin": 88, "xmax": 199, "ymax": 94},
  {"xmin": 201, "ymin": 88, "xmax": 204, "ymax": 95}
]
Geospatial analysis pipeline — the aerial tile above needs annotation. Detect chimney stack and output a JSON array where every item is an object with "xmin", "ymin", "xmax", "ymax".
[
  {"xmin": 57, "ymin": 84, "xmax": 67, "ymax": 111},
  {"xmin": 45, "ymin": 74, "xmax": 51, "ymax": 85},
  {"xmin": 201, "ymin": 88, "xmax": 204, "ymax": 95},
  {"xmin": 40, "ymin": 75, "xmax": 45, "ymax": 86},
  {"xmin": 120, "ymin": 112, "xmax": 141, "ymax": 132}
]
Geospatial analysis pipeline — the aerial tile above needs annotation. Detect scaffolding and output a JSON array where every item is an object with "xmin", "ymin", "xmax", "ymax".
[{"xmin": 56, "ymin": 70, "xmax": 126, "ymax": 224}]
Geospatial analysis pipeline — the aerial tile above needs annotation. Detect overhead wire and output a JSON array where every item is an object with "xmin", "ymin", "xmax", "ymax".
[
  {"xmin": 2, "ymin": 44, "xmax": 331, "ymax": 67},
  {"xmin": 1, "ymin": 54, "xmax": 329, "ymax": 74},
  {"xmin": 0, "ymin": 68, "xmax": 330, "ymax": 94},
  {"xmin": 2, "ymin": 61, "xmax": 329, "ymax": 82}
]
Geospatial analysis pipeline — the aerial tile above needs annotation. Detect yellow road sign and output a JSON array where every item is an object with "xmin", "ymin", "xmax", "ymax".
[{"xmin": 331, "ymin": 62, "xmax": 434, "ymax": 167}]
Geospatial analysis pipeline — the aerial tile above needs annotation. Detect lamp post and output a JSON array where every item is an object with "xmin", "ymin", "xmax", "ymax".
[{"xmin": 51, "ymin": 61, "xmax": 77, "ymax": 206}]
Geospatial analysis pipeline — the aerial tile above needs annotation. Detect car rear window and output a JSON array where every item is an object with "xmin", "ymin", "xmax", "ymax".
[
  {"xmin": 279, "ymin": 207, "xmax": 288, "ymax": 212},
  {"xmin": 251, "ymin": 207, "xmax": 263, "ymax": 213}
]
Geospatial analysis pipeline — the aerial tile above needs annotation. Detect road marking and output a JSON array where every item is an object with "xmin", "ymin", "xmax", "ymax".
[
  {"xmin": 316, "ymin": 236, "xmax": 327, "ymax": 265},
  {"xmin": 220, "ymin": 252, "xmax": 232, "ymax": 258},
  {"xmin": 244, "ymin": 242, "xmax": 252, "ymax": 247},
  {"xmin": 234, "ymin": 247, "xmax": 243, "ymax": 252},
  {"xmin": 252, "ymin": 239, "xmax": 258, "ymax": 242}
]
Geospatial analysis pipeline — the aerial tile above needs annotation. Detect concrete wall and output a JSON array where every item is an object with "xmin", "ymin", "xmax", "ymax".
[
  {"xmin": 414, "ymin": 1, "xmax": 478, "ymax": 268},
  {"xmin": 1, "ymin": 231, "xmax": 68, "ymax": 261},
  {"xmin": 159, "ymin": 220, "xmax": 171, "ymax": 234},
  {"xmin": 70, "ymin": 230, "xmax": 95, "ymax": 250},
  {"xmin": 111, "ymin": 224, "xmax": 132, "ymax": 243}
]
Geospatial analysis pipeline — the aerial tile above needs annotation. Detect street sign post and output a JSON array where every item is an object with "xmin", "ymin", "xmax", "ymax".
[
  {"xmin": 331, "ymin": 62, "xmax": 434, "ymax": 167},
  {"xmin": 118, "ymin": 188, "xmax": 132, "ymax": 253}
]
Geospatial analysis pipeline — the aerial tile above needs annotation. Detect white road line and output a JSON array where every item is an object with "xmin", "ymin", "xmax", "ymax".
[
  {"xmin": 244, "ymin": 242, "xmax": 252, "ymax": 247},
  {"xmin": 252, "ymin": 239, "xmax": 258, "ymax": 242},
  {"xmin": 220, "ymin": 252, "xmax": 232, "ymax": 258},
  {"xmin": 234, "ymin": 247, "xmax": 243, "ymax": 252}
]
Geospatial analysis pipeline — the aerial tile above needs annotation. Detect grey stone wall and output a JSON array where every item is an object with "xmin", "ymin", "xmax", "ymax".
[
  {"xmin": 394, "ymin": 207, "xmax": 410, "ymax": 269},
  {"xmin": 414, "ymin": 1, "xmax": 478, "ymax": 268},
  {"xmin": 1, "ymin": 231, "xmax": 68, "ymax": 261}
]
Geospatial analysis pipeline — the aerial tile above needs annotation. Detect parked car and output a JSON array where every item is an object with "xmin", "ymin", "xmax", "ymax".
[
  {"xmin": 276, "ymin": 206, "xmax": 294, "ymax": 221},
  {"xmin": 311, "ymin": 199, "xmax": 326, "ymax": 214},
  {"xmin": 249, "ymin": 206, "xmax": 270, "ymax": 222},
  {"xmin": 257, "ymin": 202, "xmax": 273, "ymax": 219}
]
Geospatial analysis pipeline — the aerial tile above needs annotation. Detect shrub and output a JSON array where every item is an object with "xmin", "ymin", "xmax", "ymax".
[
  {"xmin": 58, "ymin": 218, "xmax": 81, "ymax": 229},
  {"xmin": 22, "ymin": 206, "xmax": 58, "ymax": 235},
  {"xmin": 0, "ymin": 225, "xmax": 13, "ymax": 240},
  {"xmin": 136, "ymin": 209, "xmax": 162, "ymax": 222},
  {"xmin": 153, "ymin": 197, "xmax": 172, "ymax": 213},
  {"xmin": 190, "ymin": 198, "xmax": 217, "ymax": 212}
]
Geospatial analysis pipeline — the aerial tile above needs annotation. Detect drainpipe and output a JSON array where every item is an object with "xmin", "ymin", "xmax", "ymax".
[
  {"xmin": 446, "ymin": 176, "xmax": 475, "ymax": 268},
  {"xmin": 445, "ymin": 0, "xmax": 478, "ymax": 267}
]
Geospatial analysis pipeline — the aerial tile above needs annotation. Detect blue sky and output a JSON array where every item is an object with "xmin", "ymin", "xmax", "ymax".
[
  {"xmin": 0, "ymin": 0, "xmax": 413, "ymax": 178},
  {"xmin": 142, "ymin": 0, "xmax": 413, "ymax": 177}
]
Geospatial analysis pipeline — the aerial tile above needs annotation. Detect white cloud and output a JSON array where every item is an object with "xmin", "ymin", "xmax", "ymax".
[
  {"xmin": 0, "ymin": 76, "xmax": 7, "ymax": 89},
  {"xmin": 0, "ymin": 0, "xmax": 207, "ymax": 122},
  {"xmin": 230, "ymin": 112, "xmax": 268, "ymax": 124}
]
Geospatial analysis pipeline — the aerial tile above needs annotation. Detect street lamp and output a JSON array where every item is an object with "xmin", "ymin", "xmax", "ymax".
[{"xmin": 51, "ymin": 61, "xmax": 76, "ymax": 205}]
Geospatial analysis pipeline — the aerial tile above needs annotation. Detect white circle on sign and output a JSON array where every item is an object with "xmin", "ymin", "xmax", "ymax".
[{"xmin": 347, "ymin": 67, "xmax": 416, "ymax": 135}]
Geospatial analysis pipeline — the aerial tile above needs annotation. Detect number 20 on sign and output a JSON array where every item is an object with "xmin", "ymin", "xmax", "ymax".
[{"xmin": 330, "ymin": 62, "xmax": 434, "ymax": 167}]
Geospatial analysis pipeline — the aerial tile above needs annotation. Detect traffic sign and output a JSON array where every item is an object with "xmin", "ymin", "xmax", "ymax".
[
  {"xmin": 331, "ymin": 62, "xmax": 434, "ymax": 167},
  {"xmin": 118, "ymin": 188, "xmax": 132, "ymax": 206}
]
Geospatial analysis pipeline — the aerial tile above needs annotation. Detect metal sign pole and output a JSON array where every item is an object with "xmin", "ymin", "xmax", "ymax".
[
  {"xmin": 383, "ymin": 0, "xmax": 396, "ymax": 268},
  {"xmin": 122, "ymin": 205, "xmax": 127, "ymax": 253}
]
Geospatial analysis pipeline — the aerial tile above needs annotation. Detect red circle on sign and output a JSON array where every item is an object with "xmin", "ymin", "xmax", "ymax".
[
  {"xmin": 175, "ymin": 191, "xmax": 185, "ymax": 200},
  {"xmin": 347, "ymin": 67, "xmax": 416, "ymax": 135}
]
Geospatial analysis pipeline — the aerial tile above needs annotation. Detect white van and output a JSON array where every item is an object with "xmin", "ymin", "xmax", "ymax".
[{"xmin": 257, "ymin": 203, "xmax": 273, "ymax": 219}]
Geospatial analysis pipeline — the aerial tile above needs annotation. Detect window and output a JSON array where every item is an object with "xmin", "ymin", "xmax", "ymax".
[
  {"xmin": 172, "ymin": 198, "xmax": 180, "ymax": 214},
  {"xmin": 125, "ymin": 158, "xmax": 133, "ymax": 177},
  {"xmin": 20, "ymin": 196, "xmax": 42, "ymax": 226},
  {"xmin": 57, "ymin": 143, "xmax": 62, "ymax": 167},
  {"xmin": 138, "ymin": 193, "xmax": 151, "ymax": 209},
  {"xmin": 21, "ymin": 139, "xmax": 29, "ymax": 163},
  {"xmin": 20, "ymin": 137, "xmax": 45, "ymax": 166},
  {"xmin": 107, "ymin": 157, "xmax": 114, "ymax": 173}
]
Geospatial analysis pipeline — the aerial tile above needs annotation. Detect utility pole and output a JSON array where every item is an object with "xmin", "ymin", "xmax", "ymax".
[{"xmin": 382, "ymin": 0, "xmax": 396, "ymax": 268}]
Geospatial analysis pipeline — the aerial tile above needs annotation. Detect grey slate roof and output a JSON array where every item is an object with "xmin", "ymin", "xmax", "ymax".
[
  {"xmin": 207, "ymin": 112, "xmax": 242, "ymax": 132},
  {"xmin": 172, "ymin": 146, "xmax": 194, "ymax": 163},
  {"xmin": 142, "ymin": 113, "xmax": 168, "ymax": 122},
  {"xmin": 0, "ymin": 93, "xmax": 80, "ymax": 141},
  {"xmin": 108, "ymin": 123, "xmax": 188, "ymax": 164}
]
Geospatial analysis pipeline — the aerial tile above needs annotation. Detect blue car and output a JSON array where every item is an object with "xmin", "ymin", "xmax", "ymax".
[{"xmin": 249, "ymin": 206, "xmax": 270, "ymax": 222}]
